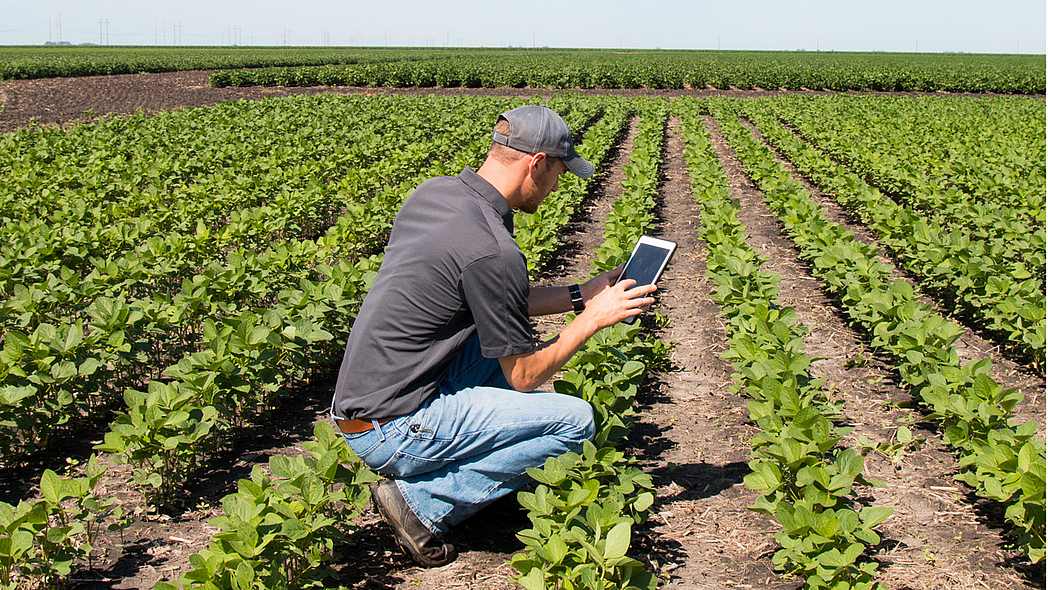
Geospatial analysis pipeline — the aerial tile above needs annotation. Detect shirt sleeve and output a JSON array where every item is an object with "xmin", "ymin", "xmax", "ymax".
[{"xmin": 460, "ymin": 250, "xmax": 534, "ymax": 359}]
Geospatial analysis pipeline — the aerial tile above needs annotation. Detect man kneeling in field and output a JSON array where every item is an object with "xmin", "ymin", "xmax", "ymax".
[{"xmin": 330, "ymin": 105, "xmax": 656, "ymax": 566}]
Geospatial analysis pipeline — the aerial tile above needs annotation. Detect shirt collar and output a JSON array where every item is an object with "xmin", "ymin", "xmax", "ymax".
[{"xmin": 459, "ymin": 167, "xmax": 513, "ymax": 233}]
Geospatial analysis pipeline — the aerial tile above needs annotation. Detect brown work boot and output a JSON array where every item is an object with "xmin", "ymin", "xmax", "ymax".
[{"xmin": 370, "ymin": 480, "xmax": 457, "ymax": 567}]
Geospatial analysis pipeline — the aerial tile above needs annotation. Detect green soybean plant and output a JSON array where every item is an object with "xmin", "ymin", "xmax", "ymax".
[
  {"xmin": 157, "ymin": 421, "xmax": 379, "ymax": 590},
  {"xmin": 0, "ymin": 456, "xmax": 115, "ymax": 589}
]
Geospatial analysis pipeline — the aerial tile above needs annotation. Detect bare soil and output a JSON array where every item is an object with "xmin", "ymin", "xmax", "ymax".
[{"xmin": 1, "ymin": 72, "xmax": 1043, "ymax": 590}]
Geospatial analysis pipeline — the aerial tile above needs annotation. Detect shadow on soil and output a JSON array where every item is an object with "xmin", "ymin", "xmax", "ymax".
[
  {"xmin": 634, "ymin": 460, "xmax": 749, "ymax": 584},
  {"xmin": 650, "ymin": 460, "xmax": 749, "ymax": 506},
  {"xmin": 69, "ymin": 536, "xmax": 173, "ymax": 589},
  {"xmin": 965, "ymin": 491, "xmax": 1047, "ymax": 589}
]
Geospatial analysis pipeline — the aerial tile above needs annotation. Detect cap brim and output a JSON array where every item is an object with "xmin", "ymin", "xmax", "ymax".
[{"xmin": 563, "ymin": 153, "xmax": 594, "ymax": 179}]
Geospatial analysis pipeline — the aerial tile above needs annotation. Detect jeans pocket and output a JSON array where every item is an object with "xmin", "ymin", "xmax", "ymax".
[{"xmin": 341, "ymin": 431, "xmax": 384, "ymax": 466}]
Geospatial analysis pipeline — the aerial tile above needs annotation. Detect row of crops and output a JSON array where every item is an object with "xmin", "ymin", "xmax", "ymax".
[
  {"xmin": 0, "ymin": 46, "xmax": 421, "ymax": 80},
  {"xmin": 208, "ymin": 50, "xmax": 1046, "ymax": 94},
  {"xmin": 0, "ymin": 92, "xmax": 1044, "ymax": 588},
  {"xmin": 679, "ymin": 100, "xmax": 894, "ymax": 589},
  {"xmin": 1, "ymin": 46, "xmax": 1044, "ymax": 94}
]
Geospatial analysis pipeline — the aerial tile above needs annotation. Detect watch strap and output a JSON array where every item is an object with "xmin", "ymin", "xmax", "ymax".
[{"xmin": 568, "ymin": 284, "xmax": 585, "ymax": 313}]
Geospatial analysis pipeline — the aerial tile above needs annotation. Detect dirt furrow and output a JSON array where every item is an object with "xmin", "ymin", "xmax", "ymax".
[
  {"xmin": 628, "ymin": 117, "xmax": 787, "ymax": 589},
  {"xmin": 706, "ymin": 115, "xmax": 1040, "ymax": 589}
]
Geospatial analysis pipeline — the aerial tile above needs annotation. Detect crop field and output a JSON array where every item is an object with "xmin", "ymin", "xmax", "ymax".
[
  {"xmin": 0, "ymin": 54, "xmax": 1044, "ymax": 590},
  {"xmin": 1, "ymin": 47, "xmax": 1044, "ymax": 94}
]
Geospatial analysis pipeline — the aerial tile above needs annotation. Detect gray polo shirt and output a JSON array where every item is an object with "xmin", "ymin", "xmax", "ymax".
[{"xmin": 331, "ymin": 167, "xmax": 534, "ymax": 421}]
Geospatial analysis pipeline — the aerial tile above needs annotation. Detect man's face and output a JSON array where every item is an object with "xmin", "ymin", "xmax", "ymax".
[{"xmin": 520, "ymin": 156, "xmax": 568, "ymax": 214}]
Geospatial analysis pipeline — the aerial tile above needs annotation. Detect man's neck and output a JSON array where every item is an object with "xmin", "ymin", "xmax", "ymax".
[{"xmin": 477, "ymin": 158, "xmax": 526, "ymax": 210}]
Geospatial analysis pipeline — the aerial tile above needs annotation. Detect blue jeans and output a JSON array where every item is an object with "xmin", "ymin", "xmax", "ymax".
[{"xmin": 337, "ymin": 334, "xmax": 595, "ymax": 535}]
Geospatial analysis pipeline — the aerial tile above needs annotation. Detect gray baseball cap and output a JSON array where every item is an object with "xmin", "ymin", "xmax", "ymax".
[{"xmin": 492, "ymin": 105, "xmax": 594, "ymax": 178}]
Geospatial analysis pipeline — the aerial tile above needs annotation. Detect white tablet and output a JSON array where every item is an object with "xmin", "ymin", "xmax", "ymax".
[{"xmin": 614, "ymin": 235, "xmax": 677, "ymax": 324}]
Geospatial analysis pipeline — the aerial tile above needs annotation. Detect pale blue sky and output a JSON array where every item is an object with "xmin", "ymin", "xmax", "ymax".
[{"xmin": 2, "ymin": 1, "xmax": 1045, "ymax": 53}]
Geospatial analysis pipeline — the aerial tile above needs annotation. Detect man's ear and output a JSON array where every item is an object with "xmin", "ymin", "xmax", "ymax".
[{"xmin": 528, "ymin": 152, "xmax": 547, "ymax": 174}]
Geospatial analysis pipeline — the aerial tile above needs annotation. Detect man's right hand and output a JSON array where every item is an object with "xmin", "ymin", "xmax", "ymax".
[{"xmin": 578, "ymin": 277, "xmax": 657, "ymax": 329}]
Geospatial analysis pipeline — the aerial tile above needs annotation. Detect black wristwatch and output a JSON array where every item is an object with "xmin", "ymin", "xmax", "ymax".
[{"xmin": 568, "ymin": 284, "xmax": 585, "ymax": 313}]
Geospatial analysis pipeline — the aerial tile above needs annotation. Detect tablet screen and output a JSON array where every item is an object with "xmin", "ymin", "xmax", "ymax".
[
  {"xmin": 616, "ymin": 237, "xmax": 675, "ymax": 324},
  {"xmin": 621, "ymin": 242, "xmax": 671, "ymax": 287}
]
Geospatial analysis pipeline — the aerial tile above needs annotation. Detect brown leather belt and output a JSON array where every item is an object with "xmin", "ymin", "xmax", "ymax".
[{"xmin": 335, "ymin": 417, "xmax": 391, "ymax": 434}]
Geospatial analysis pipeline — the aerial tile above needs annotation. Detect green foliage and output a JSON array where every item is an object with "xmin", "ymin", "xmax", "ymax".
[
  {"xmin": 192, "ymin": 48, "xmax": 1048, "ymax": 95},
  {"xmin": 591, "ymin": 100, "xmax": 668, "ymax": 275},
  {"xmin": 512, "ymin": 313, "xmax": 669, "ymax": 589},
  {"xmin": 2, "ymin": 80, "xmax": 1043, "ymax": 589},
  {"xmin": 511, "ymin": 99, "xmax": 672, "ymax": 590},
  {"xmin": 0, "ymin": 456, "xmax": 117, "ymax": 589},
  {"xmin": 163, "ymin": 421, "xmax": 380, "ymax": 589},
  {"xmin": 1, "ymin": 94, "xmax": 521, "ymax": 488},
  {"xmin": 0, "ymin": 46, "xmax": 407, "ymax": 80},
  {"xmin": 740, "ymin": 96, "xmax": 1045, "ymax": 368},
  {"xmin": 512, "ymin": 443, "xmax": 655, "ymax": 590},
  {"xmin": 2, "ymin": 92, "xmax": 656, "ymax": 588}
]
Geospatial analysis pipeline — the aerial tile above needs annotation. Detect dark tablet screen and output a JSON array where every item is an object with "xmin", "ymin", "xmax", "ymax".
[{"xmin": 621, "ymin": 242, "xmax": 672, "ymax": 287}]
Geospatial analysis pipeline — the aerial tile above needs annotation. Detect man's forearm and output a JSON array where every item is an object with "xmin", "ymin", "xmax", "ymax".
[
  {"xmin": 498, "ymin": 313, "xmax": 599, "ymax": 391},
  {"xmin": 528, "ymin": 285, "xmax": 575, "ymax": 316}
]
